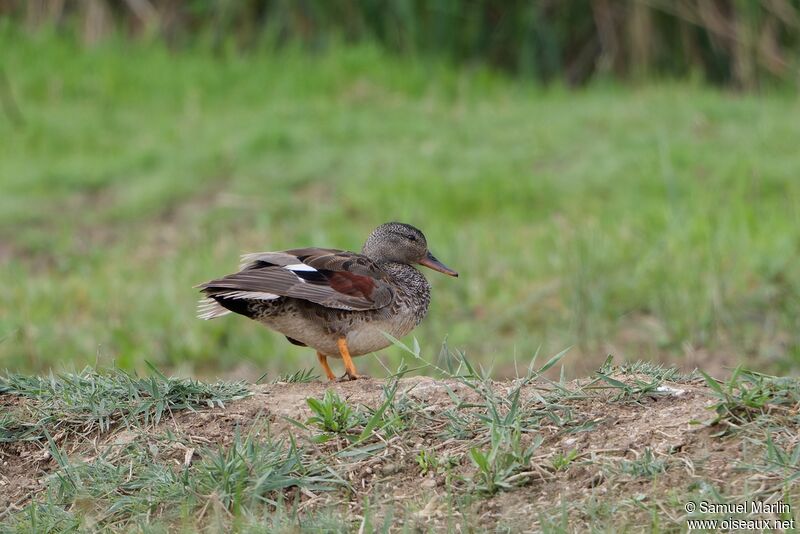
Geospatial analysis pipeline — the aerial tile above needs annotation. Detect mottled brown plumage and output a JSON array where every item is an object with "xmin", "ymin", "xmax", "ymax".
[{"xmin": 197, "ymin": 222, "xmax": 457, "ymax": 380}]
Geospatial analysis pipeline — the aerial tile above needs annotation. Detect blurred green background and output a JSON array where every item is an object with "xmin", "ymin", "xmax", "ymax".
[{"xmin": 1, "ymin": 1, "xmax": 799, "ymax": 379}]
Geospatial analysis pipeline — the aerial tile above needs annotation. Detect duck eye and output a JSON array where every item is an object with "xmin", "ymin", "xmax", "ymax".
[{"xmin": 405, "ymin": 234, "xmax": 417, "ymax": 241}]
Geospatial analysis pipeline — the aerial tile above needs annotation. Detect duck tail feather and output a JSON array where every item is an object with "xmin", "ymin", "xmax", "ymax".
[{"xmin": 197, "ymin": 297, "xmax": 232, "ymax": 320}]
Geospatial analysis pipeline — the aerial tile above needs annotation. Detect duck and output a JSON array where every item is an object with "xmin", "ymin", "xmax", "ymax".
[{"xmin": 197, "ymin": 222, "xmax": 458, "ymax": 381}]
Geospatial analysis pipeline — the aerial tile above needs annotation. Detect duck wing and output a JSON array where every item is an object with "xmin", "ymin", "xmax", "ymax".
[{"xmin": 198, "ymin": 247, "xmax": 394, "ymax": 312}]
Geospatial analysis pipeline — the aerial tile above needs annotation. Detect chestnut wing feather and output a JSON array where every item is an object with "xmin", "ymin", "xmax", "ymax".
[{"xmin": 199, "ymin": 248, "xmax": 393, "ymax": 311}]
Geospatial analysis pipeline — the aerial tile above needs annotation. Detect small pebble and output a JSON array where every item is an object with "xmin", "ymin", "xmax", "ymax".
[{"xmin": 381, "ymin": 463, "xmax": 402, "ymax": 475}]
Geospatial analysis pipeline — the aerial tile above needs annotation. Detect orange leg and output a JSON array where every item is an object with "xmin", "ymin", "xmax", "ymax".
[
  {"xmin": 336, "ymin": 338, "xmax": 364, "ymax": 381},
  {"xmin": 316, "ymin": 351, "xmax": 336, "ymax": 381}
]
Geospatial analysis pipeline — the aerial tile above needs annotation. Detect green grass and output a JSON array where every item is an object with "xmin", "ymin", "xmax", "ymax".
[
  {"xmin": 6, "ymin": 432, "xmax": 348, "ymax": 532},
  {"xmin": 305, "ymin": 389, "xmax": 357, "ymax": 436},
  {"xmin": 0, "ymin": 366, "xmax": 250, "ymax": 440},
  {"xmin": 1, "ymin": 26, "xmax": 800, "ymax": 377}
]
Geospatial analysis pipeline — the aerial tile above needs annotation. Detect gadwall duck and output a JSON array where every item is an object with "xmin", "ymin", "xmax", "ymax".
[{"xmin": 197, "ymin": 222, "xmax": 458, "ymax": 380}]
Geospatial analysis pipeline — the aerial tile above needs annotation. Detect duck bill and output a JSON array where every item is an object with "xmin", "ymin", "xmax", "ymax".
[{"xmin": 419, "ymin": 251, "xmax": 458, "ymax": 277}]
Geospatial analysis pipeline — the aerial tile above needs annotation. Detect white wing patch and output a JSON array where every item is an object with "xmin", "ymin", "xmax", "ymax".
[
  {"xmin": 284, "ymin": 263, "xmax": 317, "ymax": 272},
  {"xmin": 215, "ymin": 290, "xmax": 279, "ymax": 300}
]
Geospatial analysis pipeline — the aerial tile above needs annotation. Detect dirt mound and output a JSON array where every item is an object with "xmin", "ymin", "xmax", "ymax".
[{"xmin": 2, "ymin": 371, "xmax": 798, "ymax": 530}]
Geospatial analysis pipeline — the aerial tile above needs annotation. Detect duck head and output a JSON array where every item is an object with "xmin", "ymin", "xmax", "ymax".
[{"xmin": 362, "ymin": 222, "xmax": 458, "ymax": 277}]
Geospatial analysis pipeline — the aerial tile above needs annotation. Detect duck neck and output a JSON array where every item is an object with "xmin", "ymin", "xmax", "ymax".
[
  {"xmin": 379, "ymin": 260, "xmax": 422, "ymax": 278},
  {"xmin": 380, "ymin": 261, "xmax": 431, "ymax": 308}
]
